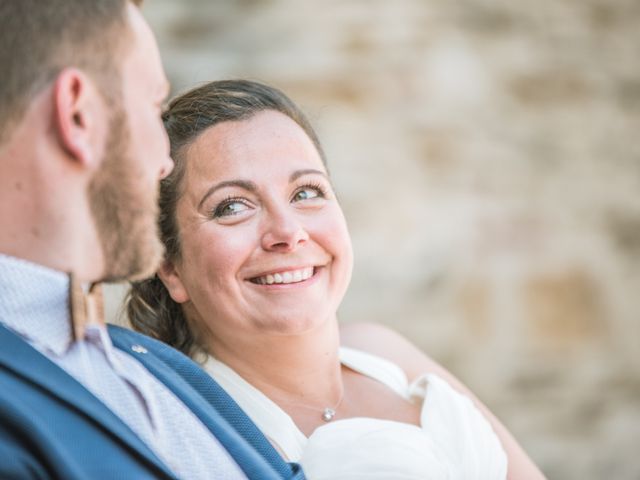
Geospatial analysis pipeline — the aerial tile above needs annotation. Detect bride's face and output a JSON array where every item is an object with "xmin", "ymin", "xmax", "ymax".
[{"xmin": 160, "ymin": 109, "xmax": 353, "ymax": 337}]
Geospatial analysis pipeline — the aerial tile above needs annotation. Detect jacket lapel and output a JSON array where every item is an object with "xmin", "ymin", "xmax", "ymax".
[
  {"xmin": 109, "ymin": 325, "xmax": 304, "ymax": 479},
  {"xmin": 0, "ymin": 325, "xmax": 176, "ymax": 479}
]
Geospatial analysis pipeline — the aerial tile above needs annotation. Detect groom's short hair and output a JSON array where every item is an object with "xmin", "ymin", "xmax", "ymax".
[{"xmin": 0, "ymin": 0, "xmax": 143, "ymax": 144}]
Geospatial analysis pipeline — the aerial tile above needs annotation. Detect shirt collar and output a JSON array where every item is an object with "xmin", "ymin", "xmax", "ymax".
[{"xmin": 0, "ymin": 253, "xmax": 77, "ymax": 355}]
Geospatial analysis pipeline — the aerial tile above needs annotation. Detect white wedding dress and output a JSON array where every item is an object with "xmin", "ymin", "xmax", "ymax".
[{"xmin": 204, "ymin": 347, "xmax": 508, "ymax": 480}]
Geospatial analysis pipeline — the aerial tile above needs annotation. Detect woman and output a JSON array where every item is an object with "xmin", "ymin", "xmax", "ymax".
[{"xmin": 127, "ymin": 80, "xmax": 545, "ymax": 479}]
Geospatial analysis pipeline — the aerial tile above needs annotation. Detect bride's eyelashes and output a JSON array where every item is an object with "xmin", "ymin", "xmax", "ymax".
[
  {"xmin": 212, "ymin": 196, "xmax": 253, "ymax": 219},
  {"xmin": 291, "ymin": 182, "xmax": 328, "ymax": 203}
]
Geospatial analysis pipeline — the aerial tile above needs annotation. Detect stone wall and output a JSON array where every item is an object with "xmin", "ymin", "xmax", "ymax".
[{"xmin": 108, "ymin": 1, "xmax": 640, "ymax": 477}]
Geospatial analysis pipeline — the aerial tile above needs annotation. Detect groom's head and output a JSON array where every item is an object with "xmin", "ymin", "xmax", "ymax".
[{"xmin": 0, "ymin": 0, "xmax": 173, "ymax": 281}]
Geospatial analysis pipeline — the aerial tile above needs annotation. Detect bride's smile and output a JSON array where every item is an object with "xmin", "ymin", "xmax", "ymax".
[{"xmin": 248, "ymin": 266, "xmax": 318, "ymax": 285}]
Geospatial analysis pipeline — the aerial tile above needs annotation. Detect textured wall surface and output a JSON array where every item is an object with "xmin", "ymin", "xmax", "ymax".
[{"xmin": 107, "ymin": 1, "xmax": 640, "ymax": 477}]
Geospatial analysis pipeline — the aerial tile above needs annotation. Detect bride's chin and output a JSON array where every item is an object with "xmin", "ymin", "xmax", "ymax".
[{"xmin": 257, "ymin": 315, "xmax": 332, "ymax": 337}]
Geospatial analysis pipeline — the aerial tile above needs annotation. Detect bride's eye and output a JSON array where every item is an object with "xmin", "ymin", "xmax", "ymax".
[
  {"xmin": 213, "ymin": 197, "xmax": 251, "ymax": 218},
  {"xmin": 292, "ymin": 183, "xmax": 326, "ymax": 203}
]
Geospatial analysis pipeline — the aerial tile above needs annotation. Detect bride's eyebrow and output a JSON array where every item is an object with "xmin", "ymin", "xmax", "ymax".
[
  {"xmin": 198, "ymin": 179, "xmax": 257, "ymax": 210},
  {"xmin": 289, "ymin": 169, "xmax": 327, "ymax": 183}
]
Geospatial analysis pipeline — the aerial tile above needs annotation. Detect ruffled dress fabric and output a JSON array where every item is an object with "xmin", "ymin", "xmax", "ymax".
[{"xmin": 204, "ymin": 347, "xmax": 507, "ymax": 480}]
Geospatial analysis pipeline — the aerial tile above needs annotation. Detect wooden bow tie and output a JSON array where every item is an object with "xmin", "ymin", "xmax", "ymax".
[{"xmin": 69, "ymin": 273, "xmax": 105, "ymax": 341}]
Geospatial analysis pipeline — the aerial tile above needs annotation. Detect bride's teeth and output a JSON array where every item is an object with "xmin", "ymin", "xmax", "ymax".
[{"xmin": 254, "ymin": 267, "xmax": 316, "ymax": 285}]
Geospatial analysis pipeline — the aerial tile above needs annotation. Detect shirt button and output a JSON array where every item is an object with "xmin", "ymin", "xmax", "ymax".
[{"xmin": 131, "ymin": 344, "xmax": 148, "ymax": 354}]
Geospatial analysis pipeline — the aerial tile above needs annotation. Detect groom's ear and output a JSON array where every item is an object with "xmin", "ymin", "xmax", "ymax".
[{"xmin": 157, "ymin": 259, "xmax": 190, "ymax": 304}]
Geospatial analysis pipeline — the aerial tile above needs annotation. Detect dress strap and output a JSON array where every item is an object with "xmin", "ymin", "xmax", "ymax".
[
  {"xmin": 338, "ymin": 346, "xmax": 409, "ymax": 398},
  {"xmin": 203, "ymin": 356, "xmax": 307, "ymax": 461}
]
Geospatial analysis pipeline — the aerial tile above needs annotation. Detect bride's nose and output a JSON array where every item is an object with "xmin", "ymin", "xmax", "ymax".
[{"xmin": 261, "ymin": 207, "xmax": 309, "ymax": 252}]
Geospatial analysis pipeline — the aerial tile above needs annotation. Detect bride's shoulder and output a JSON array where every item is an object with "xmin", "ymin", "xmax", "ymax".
[{"xmin": 339, "ymin": 322, "xmax": 444, "ymax": 382}]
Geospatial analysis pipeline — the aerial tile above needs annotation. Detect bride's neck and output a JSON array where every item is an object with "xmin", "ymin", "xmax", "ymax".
[{"xmin": 206, "ymin": 318, "xmax": 343, "ymax": 399}]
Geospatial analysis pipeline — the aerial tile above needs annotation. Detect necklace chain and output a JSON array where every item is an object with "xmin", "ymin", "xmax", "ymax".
[{"xmin": 278, "ymin": 388, "xmax": 345, "ymax": 422}]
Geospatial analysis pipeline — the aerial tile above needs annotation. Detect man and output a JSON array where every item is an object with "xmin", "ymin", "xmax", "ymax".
[{"xmin": 0, "ymin": 1, "xmax": 303, "ymax": 478}]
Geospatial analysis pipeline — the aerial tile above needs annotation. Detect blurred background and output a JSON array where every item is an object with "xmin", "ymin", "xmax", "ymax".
[{"xmin": 106, "ymin": 0, "xmax": 640, "ymax": 478}]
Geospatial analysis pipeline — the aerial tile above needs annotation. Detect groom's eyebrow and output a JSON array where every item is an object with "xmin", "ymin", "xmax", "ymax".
[{"xmin": 197, "ymin": 179, "xmax": 257, "ymax": 210}]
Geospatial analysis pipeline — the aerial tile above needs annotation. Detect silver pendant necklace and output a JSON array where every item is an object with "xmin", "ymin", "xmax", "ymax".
[
  {"xmin": 321, "ymin": 391, "xmax": 344, "ymax": 422},
  {"xmin": 280, "ymin": 389, "xmax": 345, "ymax": 422},
  {"xmin": 322, "ymin": 407, "xmax": 337, "ymax": 422}
]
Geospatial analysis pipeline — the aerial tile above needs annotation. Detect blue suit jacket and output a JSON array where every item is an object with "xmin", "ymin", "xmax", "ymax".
[{"xmin": 0, "ymin": 324, "xmax": 304, "ymax": 479}]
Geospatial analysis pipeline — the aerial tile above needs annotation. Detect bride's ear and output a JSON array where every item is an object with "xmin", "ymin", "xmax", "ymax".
[{"xmin": 157, "ymin": 259, "xmax": 190, "ymax": 304}]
